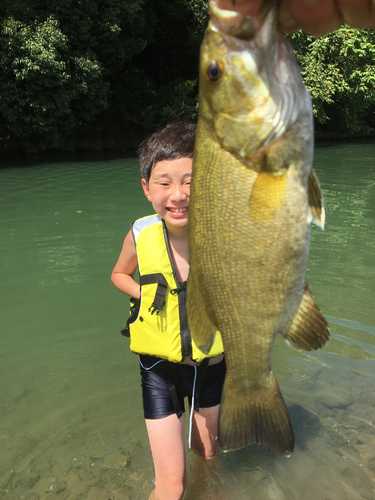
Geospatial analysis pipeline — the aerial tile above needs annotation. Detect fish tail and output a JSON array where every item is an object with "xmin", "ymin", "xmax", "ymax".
[{"xmin": 219, "ymin": 374, "xmax": 294, "ymax": 455}]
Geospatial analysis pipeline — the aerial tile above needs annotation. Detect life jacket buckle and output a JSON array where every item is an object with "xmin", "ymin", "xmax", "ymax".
[
  {"xmin": 140, "ymin": 273, "xmax": 168, "ymax": 315},
  {"xmin": 170, "ymin": 281, "xmax": 187, "ymax": 295},
  {"xmin": 148, "ymin": 304, "xmax": 163, "ymax": 315}
]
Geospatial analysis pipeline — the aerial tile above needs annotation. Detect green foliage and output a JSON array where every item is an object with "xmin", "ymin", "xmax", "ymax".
[
  {"xmin": 0, "ymin": 0, "xmax": 154, "ymax": 145},
  {"xmin": 1, "ymin": 0, "xmax": 374, "ymax": 147},
  {"xmin": 287, "ymin": 27, "xmax": 375, "ymax": 134},
  {"xmin": 118, "ymin": 0, "xmax": 207, "ymax": 129},
  {"xmin": 0, "ymin": 15, "xmax": 108, "ymax": 144},
  {"xmin": 187, "ymin": 0, "xmax": 209, "ymax": 39}
]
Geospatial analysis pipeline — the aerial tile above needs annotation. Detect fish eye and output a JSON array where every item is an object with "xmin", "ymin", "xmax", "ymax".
[{"xmin": 206, "ymin": 61, "xmax": 222, "ymax": 82}]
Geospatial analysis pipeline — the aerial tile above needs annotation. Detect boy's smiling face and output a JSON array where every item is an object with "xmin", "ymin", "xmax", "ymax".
[{"xmin": 141, "ymin": 157, "xmax": 192, "ymax": 228}]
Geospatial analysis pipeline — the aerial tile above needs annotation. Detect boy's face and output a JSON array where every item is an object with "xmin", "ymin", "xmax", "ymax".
[{"xmin": 141, "ymin": 157, "xmax": 192, "ymax": 228}]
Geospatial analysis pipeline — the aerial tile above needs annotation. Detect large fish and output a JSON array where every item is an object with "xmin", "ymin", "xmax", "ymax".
[{"xmin": 187, "ymin": 0, "xmax": 330, "ymax": 455}]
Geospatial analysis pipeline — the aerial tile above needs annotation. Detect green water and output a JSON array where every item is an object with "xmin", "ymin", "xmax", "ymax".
[{"xmin": 1, "ymin": 143, "xmax": 374, "ymax": 500}]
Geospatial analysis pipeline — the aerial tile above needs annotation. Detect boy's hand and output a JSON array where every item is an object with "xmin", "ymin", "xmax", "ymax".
[{"xmin": 216, "ymin": 0, "xmax": 375, "ymax": 36}]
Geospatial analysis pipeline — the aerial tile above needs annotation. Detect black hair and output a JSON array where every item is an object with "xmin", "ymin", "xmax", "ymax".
[{"xmin": 137, "ymin": 122, "xmax": 196, "ymax": 183}]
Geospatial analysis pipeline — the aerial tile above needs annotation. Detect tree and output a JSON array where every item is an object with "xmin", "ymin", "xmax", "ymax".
[
  {"xmin": 114, "ymin": 0, "xmax": 208, "ymax": 129},
  {"xmin": 0, "ymin": 0, "xmax": 154, "ymax": 145},
  {"xmin": 287, "ymin": 27, "xmax": 375, "ymax": 134},
  {"xmin": 0, "ymin": 15, "xmax": 108, "ymax": 144},
  {"xmin": 4, "ymin": 1, "xmax": 374, "ymax": 148}
]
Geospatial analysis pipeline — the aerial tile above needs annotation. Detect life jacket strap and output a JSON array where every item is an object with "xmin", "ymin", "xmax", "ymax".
[
  {"xmin": 121, "ymin": 297, "xmax": 140, "ymax": 337},
  {"xmin": 140, "ymin": 273, "xmax": 168, "ymax": 315}
]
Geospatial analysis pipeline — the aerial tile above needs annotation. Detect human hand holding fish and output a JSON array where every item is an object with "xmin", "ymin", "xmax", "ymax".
[
  {"xmin": 187, "ymin": 0, "xmax": 330, "ymax": 455},
  {"xmin": 217, "ymin": 0, "xmax": 375, "ymax": 36}
]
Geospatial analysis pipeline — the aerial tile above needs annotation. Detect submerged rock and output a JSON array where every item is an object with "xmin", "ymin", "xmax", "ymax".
[{"xmin": 314, "ymin": 386, "xmax": 354, "ymax": 409}]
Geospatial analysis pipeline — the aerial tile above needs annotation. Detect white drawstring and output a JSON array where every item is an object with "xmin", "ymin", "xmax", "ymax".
[
  {"xmin": 188, "ymin": 365, "xmax": 198, "ymax": 449},
  {"xmin": 139, "ymin": 355, "xmax": 165, "ymax": 371}
]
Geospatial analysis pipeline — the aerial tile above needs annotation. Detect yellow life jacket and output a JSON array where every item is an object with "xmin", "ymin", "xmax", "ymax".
[{"xmin": 127, "ymin": 214, "xmax": 223, "ymax": 363}]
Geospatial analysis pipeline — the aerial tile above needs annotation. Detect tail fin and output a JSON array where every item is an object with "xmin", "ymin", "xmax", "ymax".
[{"xmin": 219, "ymin": 373, "xmax": 294, "ymax": 455}]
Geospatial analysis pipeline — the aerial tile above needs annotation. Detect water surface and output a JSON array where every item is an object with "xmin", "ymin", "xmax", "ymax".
[{"xmin": 1, "ymin": 143, "xmax": 374, "ymax": 500}]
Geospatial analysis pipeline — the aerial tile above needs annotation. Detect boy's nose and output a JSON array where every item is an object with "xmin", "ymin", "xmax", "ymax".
[{"xmin": 171, "ymin": 185, "xmax": 187, "ymax": 201}]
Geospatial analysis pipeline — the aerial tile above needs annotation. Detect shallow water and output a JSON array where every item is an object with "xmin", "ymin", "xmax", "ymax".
[{"xmin": 0, "ymin": 143, "xmax": 374, "ymax": 500}]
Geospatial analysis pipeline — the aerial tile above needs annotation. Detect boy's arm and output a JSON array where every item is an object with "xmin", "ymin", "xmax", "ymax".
[{"xmin": 111, "ymin": 230, "xmax": 141, "ymax": 299}]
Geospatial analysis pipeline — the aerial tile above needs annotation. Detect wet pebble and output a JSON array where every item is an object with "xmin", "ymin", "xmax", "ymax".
[
  {"xmin": 102, "ymin": 452, "xmax": 131, "ymax": 470},
  {"xmin": 314, "ymin": 387, "xmax": 354, "ymax": 409},
  {"xmin": 38, "ymin": 477, "xmax": 67, "ymax": 494},
  {"xmin": 86, "ymin": 485, "xmax": 112, "ymax": 499},
  {"xmin": 64, "ymin": 471, "xmax": 91, "ymax": 497},
  {"xmin": 352, "ymin": 432, "xmax": 375, "ymax": 461},
  {"xmin": 320, "ymin": 417, "xmax": 339, "ymax": 429}
]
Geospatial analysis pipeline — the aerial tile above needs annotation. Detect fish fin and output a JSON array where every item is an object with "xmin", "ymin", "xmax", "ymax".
[
  {"xmin": 283, "ymin": 285, "xmax": 330, "ymax": 351},
  {"xmin": 219, "ymin": 373, "xmax": 294, "ymax": 455},
  {"xmin": 187, "ymin": 269, "xmax": 217, "ymax": 354},
  {"xmin": 308, "ymin": 168, "xmax": 325, "ymax": 229}
]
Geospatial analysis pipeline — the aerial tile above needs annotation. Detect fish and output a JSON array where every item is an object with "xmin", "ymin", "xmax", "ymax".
[{"xmin": 187, "ymin": 0, "xmax": 330, "ymax": 455}]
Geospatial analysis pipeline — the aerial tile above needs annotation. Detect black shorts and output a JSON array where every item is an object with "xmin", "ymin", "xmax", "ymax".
[{"xmin": 139, "ymin": 355, "xmax": 226, "ymax": 420}]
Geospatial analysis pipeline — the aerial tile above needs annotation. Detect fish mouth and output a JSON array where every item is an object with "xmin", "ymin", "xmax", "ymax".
[
  {"xmin": 209, "ymin": 0, "xmax": 267, "ymax": 41},
  {"xmin": 167, "ymin": 207, "xmax": 188, "ymax": 213}
]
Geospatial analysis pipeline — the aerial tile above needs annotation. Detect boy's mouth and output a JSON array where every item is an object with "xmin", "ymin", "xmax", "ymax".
[{"xmin": 167, "ymin": 207, "xmax": 188, "ymax": 213}]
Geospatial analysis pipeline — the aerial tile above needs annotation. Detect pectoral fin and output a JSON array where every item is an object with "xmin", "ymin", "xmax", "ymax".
[
  {"xmin": 283, "ymin": 285, "xmax": 330, "ymax": 351},
  {"xmin": 308, "ymin": 168, "xmax": 325, "ymax": 229},
  {"xmin": 187, "ymin": 269, "xmax": 217, "ymax": 354}
]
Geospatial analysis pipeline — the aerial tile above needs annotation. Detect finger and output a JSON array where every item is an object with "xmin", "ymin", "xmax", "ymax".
[
  {"xmin": 338, "ymin": 0, "xmax": 373, "ymax": 29},
  {"xmin": 215, "ymin": 0, "xmax": 264, "ymax": 16},
  {"xmin": 279, "ymin": 0, "xmax": 299, "ymax": 32},
  {"xmin": 284, "ymin": 0, "xmax": 343, "ymax": 36}
]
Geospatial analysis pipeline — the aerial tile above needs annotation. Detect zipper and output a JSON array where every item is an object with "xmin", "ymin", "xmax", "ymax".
[{"xmin": 162, "ymin": 220, "xmax": 192, "ymax": 360}]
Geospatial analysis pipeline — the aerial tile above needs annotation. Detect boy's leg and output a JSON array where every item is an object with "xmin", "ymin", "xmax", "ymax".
[
  {"xmin": 146, "ymin": 413, "xmax": 187, "ymax": 500},
  {"xmin": 190, "ymin": 404, "xmax": 220, "ymax": 458}
]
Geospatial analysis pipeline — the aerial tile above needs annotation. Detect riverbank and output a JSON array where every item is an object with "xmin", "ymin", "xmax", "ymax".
[
  {"xmin": 1, "ymin": 120, "xmax": 374, "ymax": 157},
  {"xmin": 0, "ymin": 116, "xmax": 146, "ymax": 157}
]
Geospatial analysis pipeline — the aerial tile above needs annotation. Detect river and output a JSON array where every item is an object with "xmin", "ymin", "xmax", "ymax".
[{"xmin": 0, "ymin": 142, "xmax": 374, "ymax": 500}]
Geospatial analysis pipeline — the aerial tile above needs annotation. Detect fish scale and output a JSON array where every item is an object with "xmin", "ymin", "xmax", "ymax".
[{"xmin": 187, "ymin": 0, "xmax": 330, "ymax": 454}]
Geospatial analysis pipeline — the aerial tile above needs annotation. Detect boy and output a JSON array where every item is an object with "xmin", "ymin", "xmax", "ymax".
[{"xmin": 111, "ymin": 123, "xmax": 225, "ymax": 500}]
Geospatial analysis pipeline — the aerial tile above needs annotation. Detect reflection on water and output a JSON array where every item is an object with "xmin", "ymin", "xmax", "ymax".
[{"xmin": 0, "ymin": 143, "xmax": 374, "ymax": 500}]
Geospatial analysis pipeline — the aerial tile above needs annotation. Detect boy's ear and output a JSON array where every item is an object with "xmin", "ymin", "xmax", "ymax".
[{"xmin": 141, "ymin": 178, "xmax": 152, "ymax": 202}]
